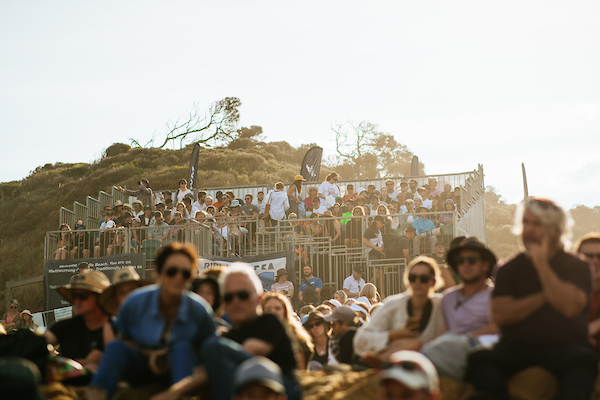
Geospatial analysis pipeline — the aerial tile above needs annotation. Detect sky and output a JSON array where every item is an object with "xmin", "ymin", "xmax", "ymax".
[{"xmin": 1, "ymin": 1, "xmax": 599, "ymax": 209}]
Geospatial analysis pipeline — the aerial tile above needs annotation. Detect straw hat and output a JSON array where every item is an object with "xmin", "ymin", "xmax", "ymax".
[
  {"xmin": 114, "ymin": 200, "xmax": 123, "ymax": 207},
  {"xmin": 57, "ymin": 270, "xmax": 111, "ymax": 303},
  {"xmin": 20, "ymin": 309, "xmax": 33, "ymax": 317},
  {"xmin": 99, "ymin": 267, "xmax": 152, "ymax": 315}
]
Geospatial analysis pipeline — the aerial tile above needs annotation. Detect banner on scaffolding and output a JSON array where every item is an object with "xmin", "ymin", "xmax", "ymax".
[
  {"xmin": 300, "ymin": 146, "xmax": 323, "ymax": 182},
  {"xmin": 46, "ymin": 254, "xmax": 146, "ymax": 310},
  {"xmin": 199, "ymin": 251, "xmax": 295, "ymax": 293}
]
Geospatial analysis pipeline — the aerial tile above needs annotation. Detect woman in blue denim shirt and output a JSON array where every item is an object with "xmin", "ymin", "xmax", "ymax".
[{"xmin": 87, "ymin": 243, "xmax": 216, "ymax": 400}]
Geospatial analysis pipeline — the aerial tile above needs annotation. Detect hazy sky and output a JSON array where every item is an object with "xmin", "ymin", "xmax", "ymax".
[{"xmin": 2, "ymin": 1, "xmax": 599, "ymax": 209}]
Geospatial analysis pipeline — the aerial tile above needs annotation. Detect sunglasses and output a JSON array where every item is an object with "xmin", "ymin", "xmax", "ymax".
[
  {"xmin": 223, "ymin": 290, "xmax": 251, "ymax": 303},
  {"xmin": 583, "ymin": 253, "xmax": 600, "ymax": 260},
  {"xmin": 165, "ymin": 267, "xmax": 192, "ymax": 280},
  {"xmin": 408, "ymin": 273, "xmax": 433, "ymax": 284},
  {"xmin": 305, "ymin": 320, "xmax": 323, "ymax": 330},
  {"xmin": 9, "ymin": 305, "xmax": 17, "ymax": 309},
  {"xmin": 456, "ymin": 255, "xmax": 480, "ymax": 265},
  {"xmin": 72, "ymin": 292, "xmax": 93, "ymax": 301}
]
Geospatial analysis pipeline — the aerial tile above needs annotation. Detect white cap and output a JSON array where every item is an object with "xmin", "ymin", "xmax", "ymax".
[
  {"xmin": 380, "ymin": 351, "xmax": 439, "ymax": 394},
  {"xmin": 357, "ymin": 187, "xmax": 366, "ymax": 195}
]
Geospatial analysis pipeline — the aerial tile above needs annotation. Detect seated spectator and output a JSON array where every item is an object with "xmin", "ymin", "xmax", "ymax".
[
  {"xmin": 1, "ymin": 299, "xmax": 20, "ymax": 331},
  {"xmin": 431, "ymin": 195, "xmax": 443, "ymax": 212},
  {"xmin": 45, "ymin": 270, "xmax": 111, "ymax": 373},
  {"xmin": 452, "ymin": 186, "xmax": 461, "ymax": 209},
  {"xmin": 165, "ymin": 198, "xmax": 175, "ymax": 213},
  {"xmin": 252, "ymin": 191, "xmax": 267, "ymax": 215},
  {"xmin": 324, "ymin": 306, "xmax": 360, "ymax": 365},
  {"xmin": 359, "ymin": 282, "xmax": 381, "ymax": 305},
  {"xmin": 141, "ymin": 205, "xmax": 154, "ymax": 226},
  {"xmin": 334, "ymin": 290, "xmax": 348, "ymax": 305},
  {"xmin": 71, "ymin": 220, "xmax": 93, "ymax": 259},
  {"xmin": 331, "ymin": 203, "xmax": 343, "ymax": 218},
  {"xmin": 16, "ymin": 309, "xmax": 38, "ymax": 331},
  {"xmin": 132, "ymin": 200, "xmax": 144, "ymax": 219},
  {"xmin": 340, "ymin": 199, "xmax": 354, "ymax": 225},
  {"xmin": 353, "ymin": 256, "xmax": 446, "ymax": 361},
  {"xmin": 376, "ymin": 205, "xmax": 392, "ymax": 234},
  {"xmin": 440, "ymin": 184, "xmax": 453, "ymax": 203},
  {"xmin": 204, "ymin": 195, "xmax": 213, "ymax": 208},
  {"xmin": 233, "ymin": 357, "xmax": 287, "ymax": 400},
  {"xmin": 175, "ymin": 178, "xmax": 192, "ymax": 203},
  {"xmin": 192, "ymin": 190, "xmax": 207, "ymax": 215},
  {"xmin": 378, "ymin": 350, "xmax": 440, "ymax": 400},
  {"xmin": 302, "ymin": 311, "xmax": 331, "ymax": 369},
  {"xmin": 369, "ymin": 194, "xmax": 380, "ymax": 215},
  {"xmin": 118, "ymin": 178, "xmax": 153, "ymax": 212},
  {"xmin": 261, "ymin": 293, "xmax": 314, "ymax": 370},
  {"xmin": 182, "ymin": 196, "xmax": 194, "ymax": 219},
  {"xmin": 55, "ymin": 223, "xmax": 73, "ymax": 260},
  {"xmin": 70, "ymin": 261, "xmax": 90, "ymax": 284},
  {"xmin": 420, "ymin": 185, "xmax": 433, "ymax": 210},
  {"xmin": 163, "ymin": 209, "xmax": 172, "ymax": 224},
  {"xmin": 399, "ymin": 180, "xmax": 412, "ymax": 200},
  {"xmin": 271, "ymin": 269, "xmax": 294, "ymax": 300},
  {"xmin": 380, "ymin": 187, "xmax": 392, "ymax": 205},
  {"xmin": 198, "ymin": 263, "xmax": 300, "ymax": 400},
  {"xmin": 298, "ymin": 265, "xmax": 323, "ymax": 306},
  {"xmin": 88, "ymin": 243, "xmax": 215, "ymax": 400},
  {"xmin": 148, "ymin": 212, "xmax": 169, "ymax": 241},
  {"xmin": 466, "ymin": 198, "xmax": 597, "ymax": 400},
  {"xmin": 323, "ymin": 210, "xmax": 342, "ymax": 245},
  {"xmin": 176, "ymin": 201, "xmax": 188, "ymax": 219},
  {"xmin": 344, "ymin": 206, "xmax": 365, "ymax": 248},
  {"xmin": 343, "ymin": 184, "xmax": 357, "ymax": 203},
  {"xmin": 413, "ymin": 207, "xmax": 438, "ymax": 255},
  {"xmin": 305, "ymin": 213, "xmax": 324, "ymax": 237},
  {"xmin": 428, "ymin": 178, "xmax": 442, "ymax": 196},
  {"xmin": 385, "ymin": 179, "xmax": 400, "ymax": 200},
  {"xmin": 311, "ymin": 197, "xmax": 327, "ymax": 215},
  {"xmin": 576, "ymin": 233, "xmax": 600, "ymax": 350},
  {"xmin": 343, "ymin": 266, "xmax": 366, "ymax": 299},
  {"xmin": 421, "ymin": 238, "xmax": 498, "ymax": 380}
]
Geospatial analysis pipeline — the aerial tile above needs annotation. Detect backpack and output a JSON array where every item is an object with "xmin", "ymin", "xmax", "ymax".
[{"xmin": 302, "ymin": 279, "xmax": 320, "ymax": 305}]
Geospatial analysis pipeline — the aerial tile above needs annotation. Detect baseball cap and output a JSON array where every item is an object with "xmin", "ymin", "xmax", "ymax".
[
  {"xmin": 323, "ymin": 305, "xmax": 355, "ymax": 323},
  {"xmin": 294, "ymin": 175, "xmax": 306, "ymax": 181},
  {"xmin": 234, "ymin": 356, "xmax": 285, "ymax": 395},
  {"xmin": 380, "ymin": 351, "xmax": 439, "ymax": 394},
  {"xmin": 230, "ymin": 199, "xmax": 241, "ymax": 207}
]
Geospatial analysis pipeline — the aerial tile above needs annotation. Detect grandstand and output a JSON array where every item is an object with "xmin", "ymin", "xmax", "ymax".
[{"xmin": 46, "ymin": 164, "xmax": 486, "ymax": 298}]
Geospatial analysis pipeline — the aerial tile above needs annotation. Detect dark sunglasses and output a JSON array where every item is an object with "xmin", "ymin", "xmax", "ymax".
[
  {"xmin": 305, "ymin": 320, "xmax": 323, "ymax": 330},
  {"xmin": 583, "ymin": 253, "xmax": 600, "ymax": 260},
  {"xmin": 9, "ymin": 305, "xmax": 17, "ymax": 309},
  {"xmin": 223, "ymin": 290, "xmax": 251, "ymax": 303},
  {"xmin": 456, "ymin": 256, "xmax": 480, "ymax": 265},
  {"xmin": 72, "ymin": 292, "xmax": 93, "ymax": 301},
  {"xmin": 165, "ymin": 267, "xmax": 192, "ymax": 280},
  {"xmin": 408, "ymin": 273, "xmax": 433, "ymax": 284}
]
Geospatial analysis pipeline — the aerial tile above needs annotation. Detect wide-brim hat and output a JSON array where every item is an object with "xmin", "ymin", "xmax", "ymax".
[
  {"xmin": 114, "ymin": 200, "xmax": 123, "ymax": 207},
  {"xmin": 99, "ymin": 267, "xmax": 152, "ymax": 315},
  {"xmin": 20, "ymin": 309, "xmax": 33, "ymax": 317},
  {"xmin": 275, "ymin": 269, "xmax": 289, "ymax": 279},
  {"xmin": 294, "ymin": 175, "xmax": 306, "ymax": 182},
  {"xmin": 446, "ymin": 237, "xmax": 497, "ymax": 277},
  {"xmin": 57, "ymin": 270, "xmax": 111, "ymax": 303},
  {"xmin": 302, "ymin": 311, "xmax": 326, "ymax": 329}
]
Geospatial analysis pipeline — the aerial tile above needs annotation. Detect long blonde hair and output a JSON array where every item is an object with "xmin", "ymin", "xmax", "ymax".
[
  {"xmin": 260, "ymin": 292, "xmax": 314, "ymax": 352},
  {"xmin": 359, "ymin": 283, "xmax": 381, "ymax": 303}
]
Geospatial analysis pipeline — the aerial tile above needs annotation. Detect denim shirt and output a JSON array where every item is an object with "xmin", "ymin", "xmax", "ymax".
[
  {"xmin": 117, "ymin": 284, "xmax": 216, "ymax": 350},
  {"xmin": 413, "ymin": 217, "xmax": 435, "ymax": 235}
]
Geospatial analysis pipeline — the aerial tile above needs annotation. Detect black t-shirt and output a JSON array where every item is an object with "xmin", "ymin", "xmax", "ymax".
[
  {"xmin": 49, "ymin": 315, "xmax": 104, "ymax": 360},
  {"xmin": 493, "ymin": 251, "xmax": 592, "ymax": 346},
  {"xmin": 346, "ymin": 219, "xmax": 363, "ymax": 241},
  {"xmin": 364, "ymin": 226, "xmax": 383, "ymax": 257},
  {"xmin": 430, "ymin": 253, "xmax": 445, "ymax": 265},
  {"xmin": 337, "ymin": 328, "xmax": 357, "ymax": 364},
  {"xmin": 398, "ymin": 236, "xmax": 411, "ymax": 258},
  {"xmin": 223, "ymin": 314, "xmax": 297, "ymax": 377}
]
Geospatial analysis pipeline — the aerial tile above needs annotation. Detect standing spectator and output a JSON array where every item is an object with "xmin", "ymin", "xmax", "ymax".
[
  {"xmin": 298, "ymin": 265, "xmax": 323, "ymax": 305},
  {"xmin": 264, "ymin": 182, "xmax": 290, "ymax": 225},
  {"xmin": 466, "ymin": 198, "xmax": 597, "ymax": 400},
  {"xmin": 576, "ymin": 233, "xmax": 600, "ymax": 349},
  {"xmin": 175, "ymin": 179, "xmax": 192, "ymax": 203},
  {"xmin": 323, "ymin": 210, "xmax": 342, "ymax": 245},
  {"xmin": 353, "ymin": 256, "xmax": 446, "ymax": 361},
  {"xmin": 46, "ymin": 270, "xmax": 111, "ymax": 372},
  {"xmin": 287, "ymin": 175, "xmax": 306, "ymax": 218},
  {"xmin": 344, "ymin": 206, "xmax": 365, "ymax": 248},
  {"xmin": 88, "ymin": 243, "xmax": 215, "ymax": 400},
  {"xmin": 1, "ymin": 299, "xmax": 20, "ymax": 331},
  {"xmin": 119, "ymin": 178, "xmax": 153, "ymax": 212},
  {"xmin": 413, "ymin": 208, "xmax": 438, "ymax": 255},
  {"xmin": 251, "ymin": 191, "xmax": 267, "ymax": 215},
  {"xmin": 343, "ymin": 266, "xmax": 366, "ymax": 299},
  {"xmin": 324, "ymin": 306, "xmax": 360, "ymax": 365},
  {"xmin": 363, "ymin": 216, "xmax": 386, "ymax": 293},
  {"xmin": 317, "ymin": 172, "xmax": 340, "ymax": 202},
  {"xmin": 271, "ymin": 269, "xmax": 294, "ymax": 300}
]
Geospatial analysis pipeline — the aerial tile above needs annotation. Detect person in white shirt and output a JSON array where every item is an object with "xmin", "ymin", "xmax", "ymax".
[
  {"xmin": 264, "ymin": 182, "xmax": 289, "ymax": 223},
  {"xmin": 192, "ymin": 191, "xmax": 207, "ymax": 215},
  {"xmin": 317, "ymin": 172, "xmax": 340, "ymax": 201},
  {"xmin": 311, "ymin": 197, "xmax": 328, "ymax": 215},
  {"xmin": 175, "ymin": 178, "xmax": 192, "ymax": 203},
  {"xmin": 385, "ymin": 179, "xmax": 400, "ymax": 200},
  {"xmin": 252, "ymin": 191, "xmax": 267, "ymax": 215},
  {"xmin": 343, "ymin": 266, "xmax": 366, "ymax": 298}
]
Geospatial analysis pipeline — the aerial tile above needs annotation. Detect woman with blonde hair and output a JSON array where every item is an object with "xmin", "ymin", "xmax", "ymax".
[
  {"xmin": 334, "ymin": 290, "xmax": 347, "ymax": 305},
  {"xmin": 354, "ymin": 256, "xmax": 446, "ymax": 362},
  {"xmin": 17, "ymin": 309, "xmax": 39, "ymax": 331},
  {"xmin": 359, "ymin": 283, "xmax": 381, "ymax": 305},
  {"xmin": 260, "ymin": 292, "xmax": 314, "ymax": 370}
]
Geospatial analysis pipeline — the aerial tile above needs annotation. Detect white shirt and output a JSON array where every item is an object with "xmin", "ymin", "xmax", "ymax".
[
  {"xmin": 318, "ymin": 181, "xmax": 340, "ymax": 199},
  {"xmin": 313, "ymin": 204, "xmax": 328, "ymax": 215},
  {"xmin": 192, "ymin": 201, "xmax": 206, "ymax": 211},
  {"xmin": 176, "ymin": 189, "xmax": 192, "ymax": 203},
  {"xmin": 265, "ymin": 190, "xmax": 289, "ymax": 221},
  {"xmin": 422, "ymin": 199, "xmax": 433, "ymax": 209},
  {"xmin": 252, "ymin": 198, "xmax": 267, "ymax": 214},
  {"xmin": 389, "ymin": 190, "xmax": 400, "ymax": 199},
  {"xmin": 343, "ymin": 275, "xmax": 366, "ymax": 296}
]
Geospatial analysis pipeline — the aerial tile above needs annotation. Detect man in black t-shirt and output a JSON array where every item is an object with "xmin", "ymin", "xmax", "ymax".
[
  {"xmin": 466, "ymin": 198, "xmax": 598, "ymax": 400},
  {"xmin": 203, "ymin": 263, "xmax": 300, "ymax": 400},
  {"xmin": 45, "ymin": 270, "xmax": 110, "ymax": 373},
  {"xmin": 398, "ymin": 227, "xmax": 416, "ymax": 261}
]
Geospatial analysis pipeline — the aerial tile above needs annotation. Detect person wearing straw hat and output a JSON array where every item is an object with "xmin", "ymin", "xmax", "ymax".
[
  {"xmin": 271, "ymin": 269, "xmax": 294, "ymax": 300},
  {"xmin": 98, "ymin": 267, "xmax": 151, "ymax": 342},
  {"xmin": 16, "ymin": 309, "xmax": 38, "ymax": 331},
  {"xmin": 45, "ymin": 270, "xmax": 111, "ymax": 372}
]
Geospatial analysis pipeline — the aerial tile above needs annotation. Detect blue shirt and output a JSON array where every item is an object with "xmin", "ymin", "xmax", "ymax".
[
  {"xmin": 413, "ymin": 217, "xmax": 435, "ymax": 235},
  {"xmin": 117, "ymin": 285, "xmax": 216, "ymax": 350},
  {"xmin": 299, "ymin": 277, "xmax": 323, "ymax": 293}
]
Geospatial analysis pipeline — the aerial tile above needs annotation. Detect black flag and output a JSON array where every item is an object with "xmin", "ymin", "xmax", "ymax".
[
  {"xmin": 188, "ymin": 143, "xmax": 200, "ymax": 190},
  {"xmin": 300, "ymin": 146, "xmax": 323, "ymax": 182},
  {"xmin": 410, "ymin": 155, "xmax": 420, "ymax": 176}
]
